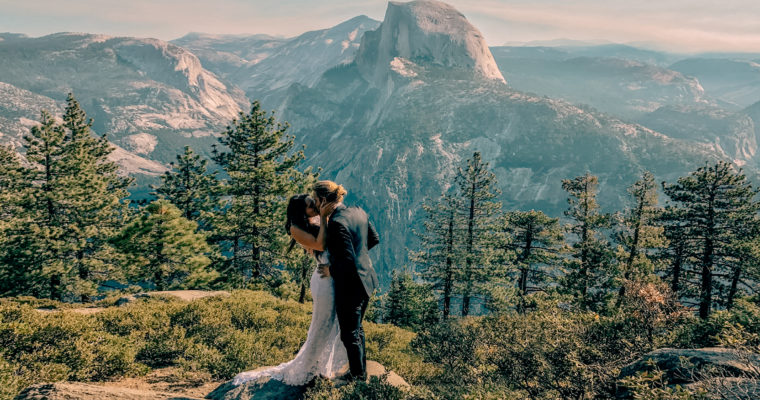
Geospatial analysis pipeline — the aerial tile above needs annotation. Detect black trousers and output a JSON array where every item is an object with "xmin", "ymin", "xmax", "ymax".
[{"xmin": 335, "ymin": 284, "xmax": 369, "ymax": 380}]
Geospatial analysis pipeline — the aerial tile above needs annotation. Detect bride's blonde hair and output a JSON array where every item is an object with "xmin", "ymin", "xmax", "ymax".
[{"xmin": 312, "ymin": 180, "xmax": 347, "ymax": 203}]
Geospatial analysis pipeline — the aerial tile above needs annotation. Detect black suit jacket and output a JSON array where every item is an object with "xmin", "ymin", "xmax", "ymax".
[{"xmin": 327, "ymin": 204, "xmax": 380, "ymax": 298}]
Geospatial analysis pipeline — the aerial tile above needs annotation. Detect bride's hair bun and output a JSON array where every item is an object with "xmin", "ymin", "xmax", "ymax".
[{"xmin": 313, "ymin": 180, "xmax": 347, "ymax": 203}]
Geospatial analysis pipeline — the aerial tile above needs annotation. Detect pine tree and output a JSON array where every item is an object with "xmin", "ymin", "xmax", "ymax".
[
  {"xmin": 58, "ymin": 93, "xmax": 133, "ymax": 301},
  {"xmin": 383, "ymin": 270, "xmax": 439, "ymax": 331},
  {"xmin": 110, "ymin": 200, "xmax": 220, "ymax": 290},
  {"xmin": 210, "ymin": 101, "xmax": 313, "ymax": 283},
  {"xmin": 455, "ymin": 152, "xmax": 502, "ymax": 316},
  {"xmin": 663, "ymin": 161, "xmax": 760, "ymax": 319},
  {"xmin": 155, "ymin": 146, "xmax": 216, "ymax": 224},
  {"xmin": 0, "ymin": 146, "xmax": 33, "ymax": 295},
  {"xmin": 561, "ymin": 172, "xmax": 614, "ymax": 311},
  {"xmin": 13, "ymin": 110, "xmax": 69, "ymax": 299},
  {"xmin": 411, "ymin": 194, "xmax": 463, "ymax": 319},
  {"xmin": 502, "ymin": 210, "xmax": 563, "ymax": 313},
  {"xmin": 0, "ymin": 95, "xmax": 133, "ymax": 300},
  {"xmin": 614, "ymin": 171, "xmax": 666, "ymax": 307},
  {"xmin": 0, "ymin": 145, "xmax": 25, "ymax": 228},
  {"xmin": 658, "ymin": 206, "xmax": 691, "ymax": 298}
]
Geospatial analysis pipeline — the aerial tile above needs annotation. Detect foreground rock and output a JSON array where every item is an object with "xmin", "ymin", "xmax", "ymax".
[
  {"xmin": 206, "ymin": 361, "xmax": 409, "ymax": 400},
  {"xmin": 14, "ymin": 361, "xmax": 407, "ymax": 400},
  {"xmin": 617, "ymin": 347, "xmax": 760, "ymax": 399},
  {"xmin": 14, "ymin": 382, "xmax": 203, "ymax": 400}
]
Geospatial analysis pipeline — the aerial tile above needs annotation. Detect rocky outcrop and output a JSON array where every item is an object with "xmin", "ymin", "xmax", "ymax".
[
  {"xmin": 206, "ymin": 361, "xmax": 408, "ymax": 400},
  {"xmin": 354, "ymin": 0, "xmax": 505, "ymax": 86},
  {"xmin": 15, "ymin": 361, "xmax": 407, "ymax": 400},
  {"xmin": 14, "ymin": 382, "xmax": 203, "ymax": 400},
  {"xmin": 617, "ymin": 347, "xmax": 760, "ymax": 399}
]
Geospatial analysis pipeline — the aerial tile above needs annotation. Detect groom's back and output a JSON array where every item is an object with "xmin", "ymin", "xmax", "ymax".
[{"xmin": 329, "ymin": 205, "xmax": 379, "ymax": 297}]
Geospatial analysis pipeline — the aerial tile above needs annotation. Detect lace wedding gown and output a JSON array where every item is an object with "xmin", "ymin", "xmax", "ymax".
[{"xmin": 232, "ymin": 252, "xmax": 348, "ymax": 386}]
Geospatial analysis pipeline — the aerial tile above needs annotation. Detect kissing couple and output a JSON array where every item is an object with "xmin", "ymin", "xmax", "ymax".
[{"xmin": 232, "ymin": 180, "xmax": 380, "ymax": 387}]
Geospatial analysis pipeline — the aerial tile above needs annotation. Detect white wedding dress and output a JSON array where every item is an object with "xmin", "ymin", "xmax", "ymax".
[{"xmin": 232, "ymin": 251, "xmax": 348, "ymax": 386}]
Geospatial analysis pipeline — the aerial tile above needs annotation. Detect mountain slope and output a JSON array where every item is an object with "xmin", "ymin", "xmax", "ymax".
[
  {"xmin": 279, "ymin": 1, "xmax": 722, "ymax": 286},
  {"xmin": 670, "ymin": 58, "xmax": 760, "ymax": 109},
  {"xmin": 637, "ymin": 105, "xmax": 757, "ymax": 165},
  {"xmin": 490, "ymin": 48, "xmax": 708, "ymax": 119},
  {"xmin": 173, "ymin": 16, "xmax": 380, "ymax": 106},
  {"xmin": 0, "ymin": 32, "xmax": 247, "ymax": 165},
  {"xmin": 0, "ymin": 81, "xmax": 167, "ymax": 178}
]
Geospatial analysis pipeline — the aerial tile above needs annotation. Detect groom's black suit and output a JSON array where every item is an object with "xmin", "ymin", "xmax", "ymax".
[{"xmin": 327, "ymin": 203, "xmax": 379, "ymax": 380}]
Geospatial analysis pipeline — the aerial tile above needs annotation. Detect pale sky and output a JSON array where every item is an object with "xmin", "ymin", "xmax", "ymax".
[{"xmin": 1, "ymin": 0, "xmax": 759, "ymax": 53}]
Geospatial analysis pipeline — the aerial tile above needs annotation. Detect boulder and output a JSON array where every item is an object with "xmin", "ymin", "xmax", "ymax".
[
  {"xmin": 14, "ymin": 382, "xmax": 203, "ymax": 400},
  {"xmin": 206, "ymin": 361, "xmax": 409, "ymax": 400},
  {"xmin": 617, "ymin": 347, "xmax": 760, "ymax": 399}
]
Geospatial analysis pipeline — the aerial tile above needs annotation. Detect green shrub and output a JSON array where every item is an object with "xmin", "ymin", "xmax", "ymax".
[{"xmin": 304, "ymin": 375, "xmax": 437, "ymax": 400}]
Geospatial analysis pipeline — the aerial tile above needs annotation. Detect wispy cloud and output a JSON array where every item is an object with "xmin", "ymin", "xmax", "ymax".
[
  {"xmin": 0, "ymin": 0, "xmax": 758, "ymax": 52},
  {"xmin": 455, "ymin": 0, "xmax": 760, "ymax": 52}
]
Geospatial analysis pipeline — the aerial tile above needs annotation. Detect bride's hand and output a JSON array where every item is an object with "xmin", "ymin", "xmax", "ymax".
[{"xmin": 320, "ymin": 201, "xmax": 337, "ymax": 219}]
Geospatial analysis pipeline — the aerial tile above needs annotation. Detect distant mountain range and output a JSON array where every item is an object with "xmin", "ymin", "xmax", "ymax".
[{"xmin": 1, "ymin": 0, "xmax": 759, "ymax": 285}]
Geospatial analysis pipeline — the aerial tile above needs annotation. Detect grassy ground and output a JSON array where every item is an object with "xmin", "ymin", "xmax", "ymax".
[{"xmin": 0, "ymin": 290, "xmax": 434, "ymax": 400}]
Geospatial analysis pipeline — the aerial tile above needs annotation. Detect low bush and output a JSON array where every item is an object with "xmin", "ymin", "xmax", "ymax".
[{"xmin": 0, "ymin": 290, "xmax": 429, "ymax": 399}]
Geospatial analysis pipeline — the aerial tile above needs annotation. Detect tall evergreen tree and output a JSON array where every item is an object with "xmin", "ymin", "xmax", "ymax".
[
  {"xmin": 658, "ymin": 206, "xmax": 691, "ymax": 298},
  {"xmin": 0, "ymin": 146, "xmax": 32, "ymax": 295},
  {"xmin": 0, "ymin": 145, "xmax": 25, "ymax": 227},
  {"xmin": 58, "ymin": 94, "xmax": 133, "ymax": 300},
  {"xmin": 12, "ymin": 110, "xmax": 69, "ymax": 299},
  {"xmin": 502, "ymin": 210, "xmax": 563, "ymax": 313},
  {"xmin": 663, "ymin": 161, "xmax": 760, "ymax": 319},
  {"xmin": 614, "ymin": 171, "xmax": 666, "ymax": 306},
  {"xmin": 561, "ymin": 172, "xmax": 614, "ymax": 311},
  {"xmin": 110, "ymin": 200, "xmax": 220, "ymax": 290},
  {"xmin": 455, "ymin": 152, "xmax": 502, "ymax": 316},
  {"xmin": 411, "ymin": 194, "xmax": 463, "ymax": 319},
  {"xmin": 287, "ymin": 249, "xmax": 314, "ymax": 304},
  {"xmin": 0, "ymin": 95, "xmax": 133, "ymax": 300},
  {"xmin": 383, "ymin": 270, "xmax": 439, "ymax": 331},
  {"xmin": 210, "ymin": 101, "xmax": 313, "ymax": 283},
  {"xmin": 155, "ymin": 146, "xmax": 216, "ymax": 224}
]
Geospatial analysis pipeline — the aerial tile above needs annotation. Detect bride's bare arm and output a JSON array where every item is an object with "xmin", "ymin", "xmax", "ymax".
[
  {"xmin": 288, "ymin": 202, "xmax": 337, "ymax": 252},
  {"xmin": 290, "ymin": 225, "xmax": 324, "ymax": 251}
]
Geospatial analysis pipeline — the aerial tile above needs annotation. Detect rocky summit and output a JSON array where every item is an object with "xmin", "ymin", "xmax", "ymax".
[{"xmin": 354, "ymin": 0, "xmax": 505, "ymax": 87}]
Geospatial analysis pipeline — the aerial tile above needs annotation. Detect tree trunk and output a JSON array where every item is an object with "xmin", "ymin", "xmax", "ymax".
[
  {"xmin": 726, "ymin": 265, "xmax": 741, "ymax": 310},
  {"xmin": 671, "ymin": 244, "xmax": 683, "ymax": 295},
  {"xmin": 517, "ymin": 228, "xmax": 533, "ymax": 314},
  {"xmin": 462, "ymin": 182, "xmax": 476, "ymax": 317},
  {"xmin": 699, "ymin": 238, "xmax": 713, "ymax": 319},
  {"xmin": 617, "ymin": 201, "xmax": 644, "ymax": 307},
  {"xmin": 443, "ymin": 209, "xmax": 454, "ymax": 319},
  {"xmin": 298, "ymin": 258, "xmax": 308, "ymax": 304}
]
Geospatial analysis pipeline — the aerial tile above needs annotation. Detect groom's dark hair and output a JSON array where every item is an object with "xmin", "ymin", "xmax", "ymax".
[{"xmin": 285, "ymin": 194, "xmax": 320, "ymax": 253}]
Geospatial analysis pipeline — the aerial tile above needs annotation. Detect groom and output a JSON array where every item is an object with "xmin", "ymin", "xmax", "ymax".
[{"xmin": 313, "ymin": 181, "xmax": 379, "ymax": 382}]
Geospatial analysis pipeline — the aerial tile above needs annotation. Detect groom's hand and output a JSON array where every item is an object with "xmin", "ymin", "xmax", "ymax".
[{"xmin": 317, "ymin": 265, "xmax": 331, "ymax": 278}]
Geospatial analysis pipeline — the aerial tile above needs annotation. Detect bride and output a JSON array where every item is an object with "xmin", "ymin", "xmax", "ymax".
[{"xmin": 232, "ymin": 194, "xmax": 347, "ymax": 386}]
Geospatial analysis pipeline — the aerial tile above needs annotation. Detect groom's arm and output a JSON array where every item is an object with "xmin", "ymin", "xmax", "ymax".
[
  {"xmin": 367, "ymin": 220, "xmax": 379, "ymax": 250},
  {"xmin": 327, "ymin": 219, "xmax": 357, "ymax": 276}
]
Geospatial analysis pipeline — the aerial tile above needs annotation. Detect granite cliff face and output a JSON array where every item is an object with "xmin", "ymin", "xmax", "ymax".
[
  {"xmin": 354, "ymin": 0, "xmax": 505, "ymax": 87},
  {"xmin": 173, "ymin": 16, "xmax": 381, "ymax": 106}
]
